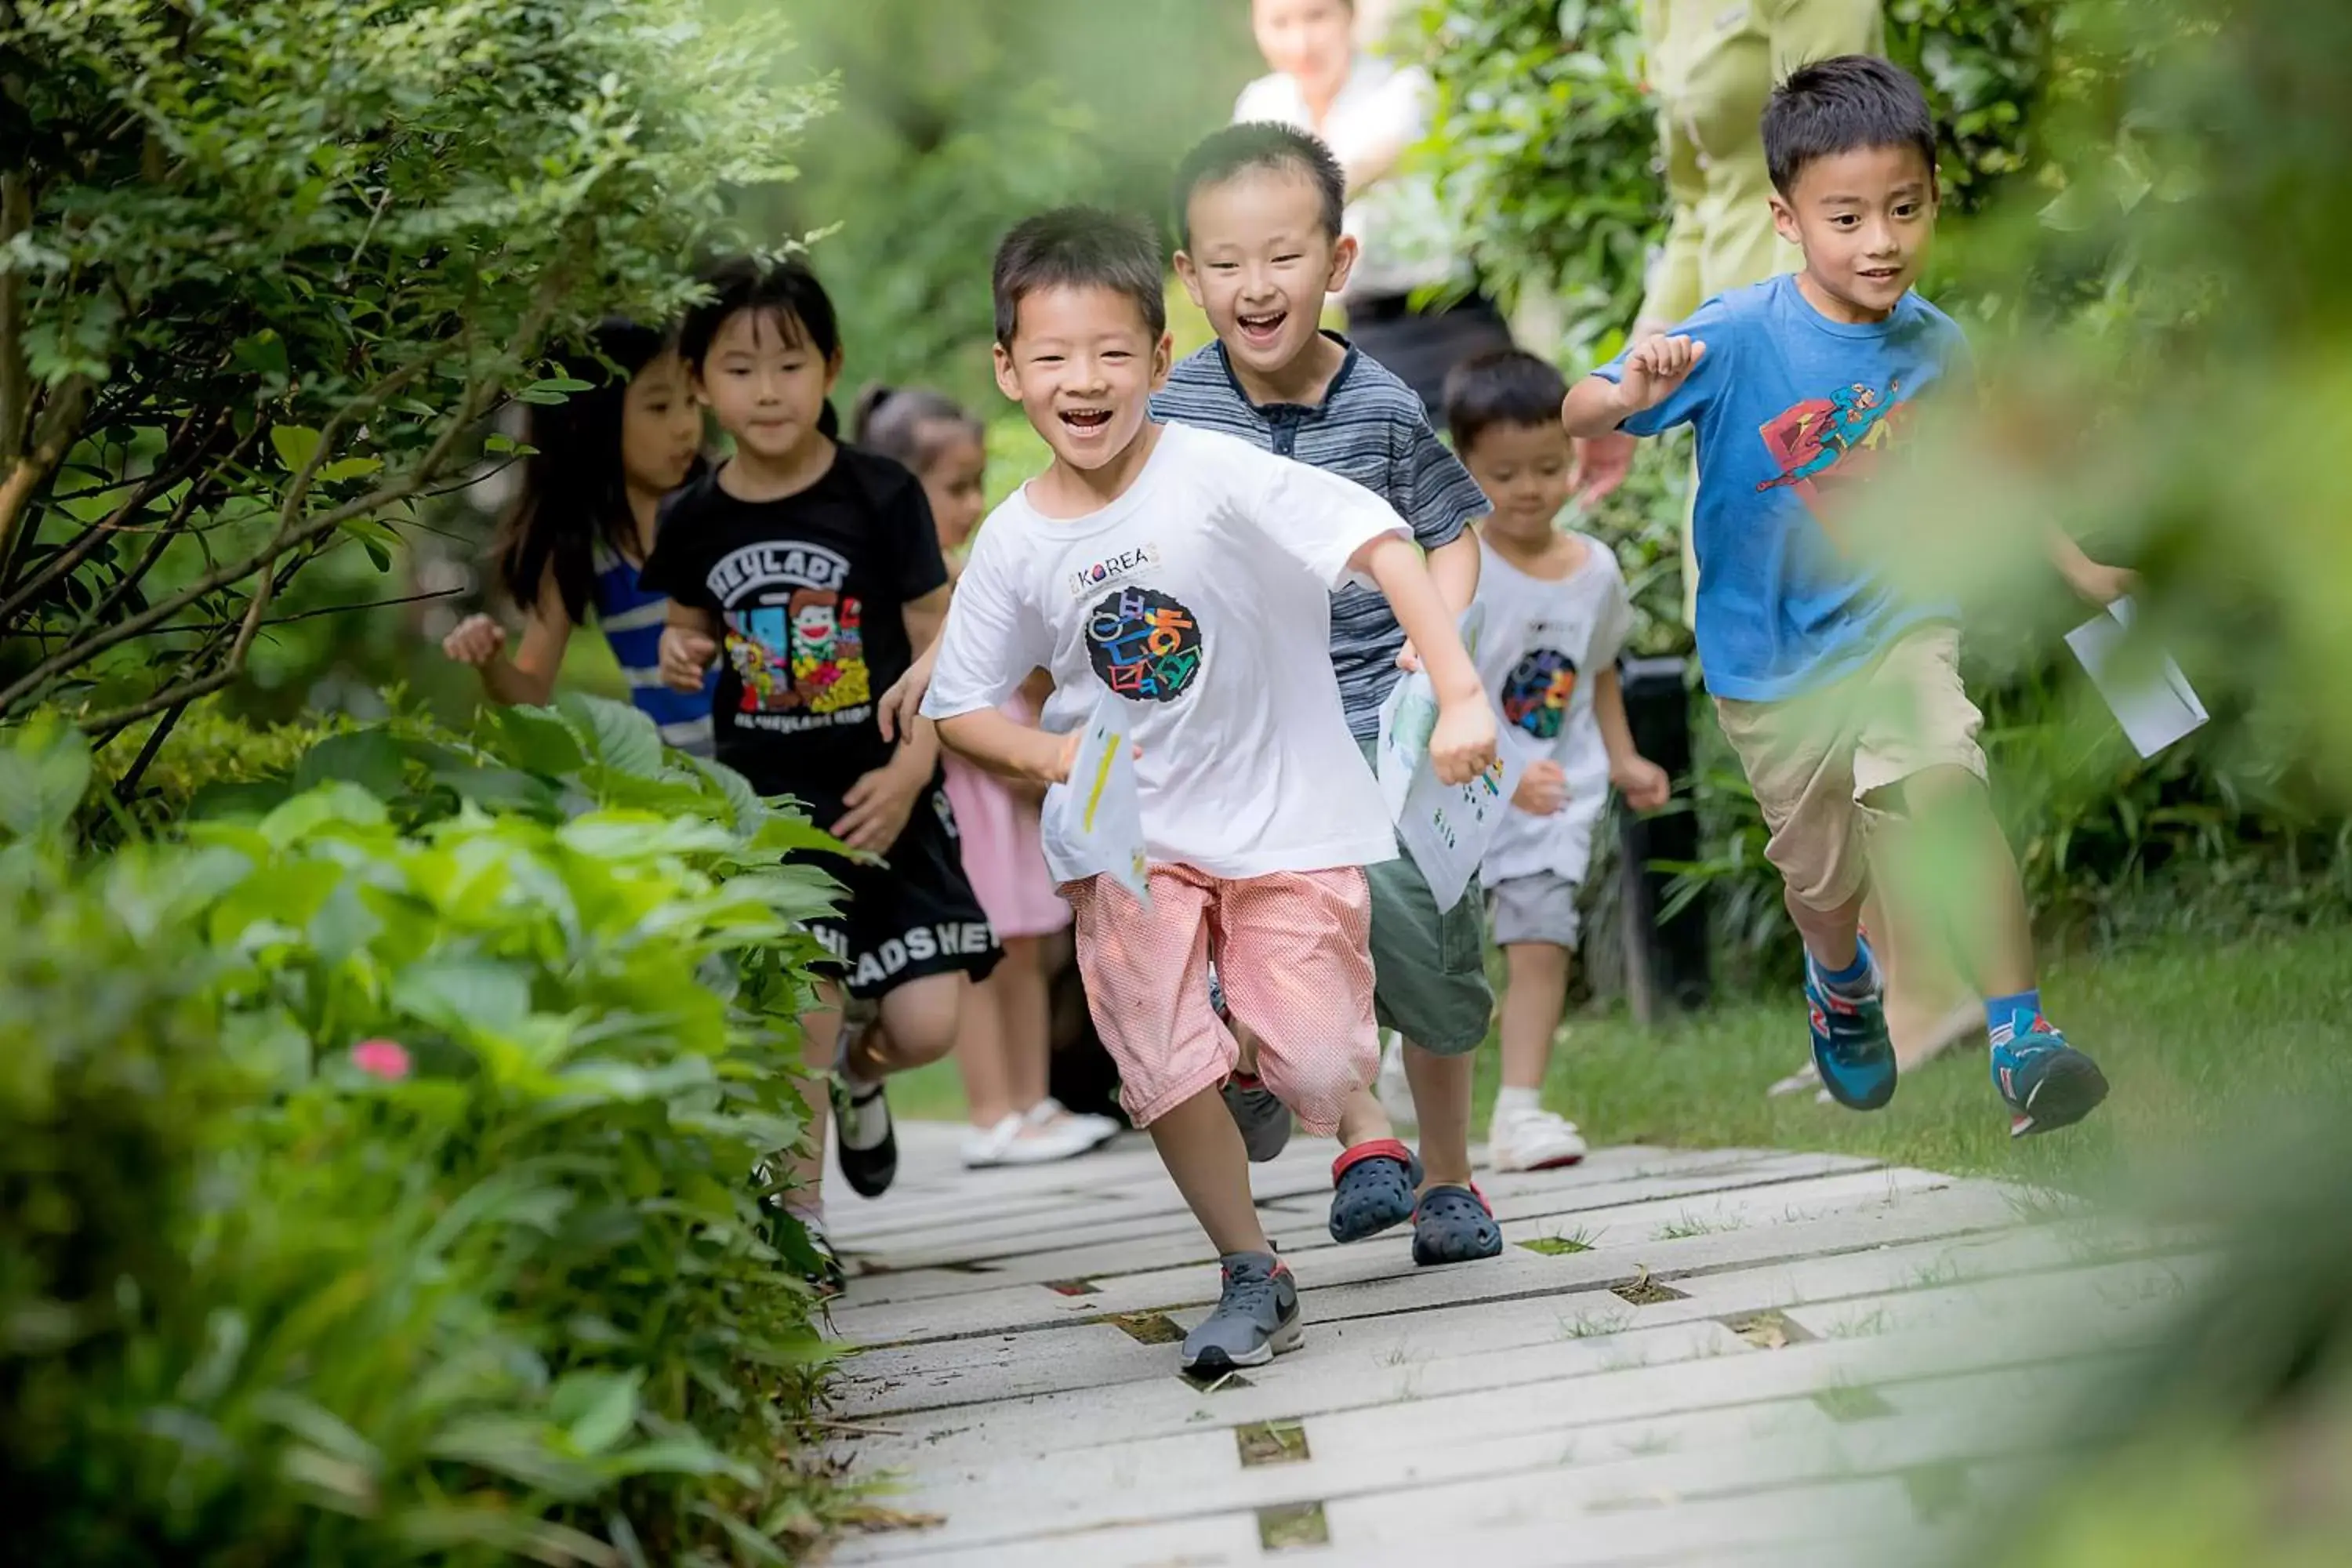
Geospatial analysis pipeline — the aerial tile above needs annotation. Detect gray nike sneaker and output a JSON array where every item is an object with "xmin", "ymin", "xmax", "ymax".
[
  {"xmin": 1181, "ymin": 1251, "xmax": 1303, "ymax": 1377},
  {"xmin": 1221, "ymin": 1073, "xmax": 1294, "ymax": 1163}
]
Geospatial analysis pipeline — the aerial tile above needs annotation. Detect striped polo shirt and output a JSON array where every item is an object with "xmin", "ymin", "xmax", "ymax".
[
  {"xmin": 591, "ymin": 539, "xmax": 717, "ymax": 755},
  {"xmin": 1150, "ymin": 336, "xmax": 1491, "ymax": 740}
]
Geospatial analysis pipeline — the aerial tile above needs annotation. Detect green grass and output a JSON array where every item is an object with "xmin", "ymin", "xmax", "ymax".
[
  {"xmin": 879, "ymin": 927, "xmax": 2352, "ymax": 1193},
  {"xmin": 1520, "ymin": 926, "xmax": 2352, "ymax": 1191}
]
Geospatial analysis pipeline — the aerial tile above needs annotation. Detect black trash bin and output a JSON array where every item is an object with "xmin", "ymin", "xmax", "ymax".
[{"xmin": 1617, "ymin": 655, "xmax": 1712, "ymax": 1022}]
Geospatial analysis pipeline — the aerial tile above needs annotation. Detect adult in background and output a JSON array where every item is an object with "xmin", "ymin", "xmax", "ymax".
[
  {"xmin": 1574, "ymin": 0, "xmax": 1980, "ymax": 1078},
  {"xmin": 1237, "ymin": 0, "xmax": 1512, "ymax": 416}
]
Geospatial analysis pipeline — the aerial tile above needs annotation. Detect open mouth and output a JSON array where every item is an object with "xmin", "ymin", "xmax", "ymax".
[
  {"xmin": 1058, "ymin": 408, "xmax": 1113, "ymax": 434},
  {"xmin": 1857, "ymin": 267, "xmax": 1903, "ymax": 284},
  {"xmin": 1236, "ymin": 308, "xmax": 1288, "ymax": 347}
]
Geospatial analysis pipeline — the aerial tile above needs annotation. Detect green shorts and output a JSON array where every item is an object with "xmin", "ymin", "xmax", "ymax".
[{"xmin": 1358, "ymin": 737, "xmax": 1494, "ymax": 1056}]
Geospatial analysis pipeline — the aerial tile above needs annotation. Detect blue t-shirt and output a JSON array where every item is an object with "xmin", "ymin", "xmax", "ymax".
[{"xmin": 1594, "ymin": 274, "xmax": 1967, "ymax": 702}]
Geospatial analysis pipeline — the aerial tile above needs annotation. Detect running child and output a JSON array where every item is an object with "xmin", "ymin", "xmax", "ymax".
[
  {"xmin": 1560, "ymin": 56, "xmax": 2122, "ymax": 1133},
  {"xmin": 920, "ymin": 206, "xmax": 1496, "ymax": 1375},
  {"xmin": 851, "ymin": 384, "xmax": 1116, "ymax": 1168},
  {"xmin": 643, "ymin": 260, "xmax": 1000, "ymax": 1285},
  {"xmin": 1160, "ymin": 121, "xmax": 1501, "ymax": 1266},
  {"xmin": 1444, "ymin": 350, "xmax": 1670, "ymax": 1171},
  {"xmin": 441, "ymin": 319, "xmax": 713, "ymax": 748}
]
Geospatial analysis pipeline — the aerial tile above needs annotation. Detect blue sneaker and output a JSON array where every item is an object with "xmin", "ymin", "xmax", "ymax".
[
  {"xmin": 1991, "ymin": 1014, "xmax": 2109, "ymax": 1137},
  {"xmin": 1804, "ymin": 944, "xmax": 1898, "ymax": 1111}
]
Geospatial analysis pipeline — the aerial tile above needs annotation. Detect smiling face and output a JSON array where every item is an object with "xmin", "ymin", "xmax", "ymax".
[
  {"xmin": 1252, "ymin": 0, "xmax": 1354, "ymax": 108},
  {"xmin": 692, "ymin": 307, "xmax": 840, "ymax": 464},
  {"xmin": 1770, "ymin": 143, "xmax": 1940, "ymax": 325},
  {"xmin": 1176, "ymin": 165, "xmax": 1356, "ymax": 385},
  {"xmin": 993, "ymin": 284, "xmax": 1171, "ymax": 474}
]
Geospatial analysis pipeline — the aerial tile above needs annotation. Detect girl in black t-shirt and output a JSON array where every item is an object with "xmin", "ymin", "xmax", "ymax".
[{"xmin": 642, "ymin": 260, "xmax": 1001, "ymax": 1283}]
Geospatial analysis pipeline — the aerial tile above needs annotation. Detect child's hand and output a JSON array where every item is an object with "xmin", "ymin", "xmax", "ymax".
[
  {"xmin": 1427, "ymin": 698, "xmax": 1497, "ymax": 786},
  {"xmin": 1394, "ymin": 639, "xmax": 1421, "ymax": 673},
  {"xmin": 877, "ymin": 646, "xmax": 937, "ymax": 743},
  {"xmin": 1611, "ymin": 753, "xmax": 1672, "ymax": 813},
  {"xmin": 1512, "ymin": 758, "xmax": 1568, "ymax": 816},
  {"xmin": 1611, "ymin": 336, "xmax": 1708, "ymax": 417},
  {"xmin": 441, "ymin": 614, "xmax": 507, "ymax": 667},
  {"xmin": 2067, "ymin": 561, "xmax": 2140, "ymax": 608},
  {"xmin": 658, "ymin": 626, "xmax": 718, "ymax": 692},
  {"xmin": 831, "ymin": 757, "xmax": 930, "ymax": 855},
  {"xmin": 1570, "ymin": 433, "xmax": 1636, "ymax": 506}
]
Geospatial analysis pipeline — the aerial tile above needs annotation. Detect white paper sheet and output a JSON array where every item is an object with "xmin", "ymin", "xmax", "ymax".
[
  {"xmin": 1372, "ymin": 605, "xmax": 1519, "ymax": 911},
  {"xmin": 1053, "ymin": 695, "xmax": 1151, "ymax": 906},
  {"xmin": 2063, "ymin": 596, "xmax": 2209, "ymax": 759}
]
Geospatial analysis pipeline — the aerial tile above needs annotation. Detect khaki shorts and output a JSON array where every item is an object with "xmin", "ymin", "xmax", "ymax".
[{"xmin": 1712, "ymin": 626, "xmax": 1986, "ymax": 913}]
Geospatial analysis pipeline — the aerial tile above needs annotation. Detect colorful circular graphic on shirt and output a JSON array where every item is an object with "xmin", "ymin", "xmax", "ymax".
[
  {"xmin": 1501, "ymin": 648, "xmax": 1578, "ymax": 739},
  {"xmin": 1084, "ymin": 586, "xmax": 1203, "ymax": 703}
]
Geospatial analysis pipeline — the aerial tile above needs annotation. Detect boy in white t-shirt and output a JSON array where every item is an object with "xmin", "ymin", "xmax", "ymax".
[
  {"xmin": 920, "ymin": 208, "xmax": 1497, "ymax": 1377},
  {"xmin": 1446, "ymin": 351, "xmax": 1671, "ymax": 1171}
]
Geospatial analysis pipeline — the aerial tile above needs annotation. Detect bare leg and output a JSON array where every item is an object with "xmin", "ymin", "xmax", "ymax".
[
  {"xmin": 842, "ymin": 971, "xmax": 969, "ymax": 1079},
  {"xmin": 1148, "ymin": 1084, "xmax": 1272, "ymax": 1256},
  {"xmin": 1497, "ymin": 942, "xmax": 1571, "ymax": 1093},
  {"xmin": 1334, "ymin": 1086, "xmax": 1396, "ymax": 1149},
  {"xmin": 1787, "ymin": 884, "xmax": 1867, "ymax": 973},
  {"xmin": 1402, "ymin": 1043, "xmax": 1475, "ymax": 1190},
  {"xmin": 1874, "ymin": 768, "xmax": 2037, "ymax": 997},
  {"xmin": 786, "ymin": 985, "xmax": 842, "ymax": 1214},
  {"xmin": 952, "ymin": 967, "xmax": 1016, "ymax": 1129},
  {"xmin": 996, "ymin": 935, "xmax": 1054, "ymax": 1112}
]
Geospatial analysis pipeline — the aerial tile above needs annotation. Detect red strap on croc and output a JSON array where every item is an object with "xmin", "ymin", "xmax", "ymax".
[{"xmin": 1331, "ymin": 1138, "xmax": 1414, "ymax": 1181}]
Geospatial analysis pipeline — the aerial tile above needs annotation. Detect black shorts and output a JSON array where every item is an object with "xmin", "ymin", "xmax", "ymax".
[{"xmin": 804, "ymin": 781, "xmax": 1002, "ymax": 1001}]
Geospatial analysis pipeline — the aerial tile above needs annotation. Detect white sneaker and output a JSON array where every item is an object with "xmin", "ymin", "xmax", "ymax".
[
  {"xmin": 1486, "ymin": 1102, "xmax": 1588, "ymax": 1172},
  {"xmin": 1374, "ymin": 1029, "xmax": 1417, "ymax": 1130},
  {"xmin": 960, "ymin": 1115, "xmax": 1028, "ymax": 1168},
  {"xmin": 1026, "ymin": 1096, "xmax": 1121, "ymax": 1150}
]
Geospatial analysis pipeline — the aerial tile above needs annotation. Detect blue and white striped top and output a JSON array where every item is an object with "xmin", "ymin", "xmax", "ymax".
[
  {"xmin": 592, "ymin": 539, "xmax": 717, "ymax": 755},
  {"xmin": 1150, "ymin": 336, "xmax": 1491, "ymax": 742}
]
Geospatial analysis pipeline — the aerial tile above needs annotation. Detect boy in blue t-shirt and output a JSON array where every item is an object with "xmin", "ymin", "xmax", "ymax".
[{"xmin": 1563, "ymin": 56, "xmax": 2126, "ymax": 1136}]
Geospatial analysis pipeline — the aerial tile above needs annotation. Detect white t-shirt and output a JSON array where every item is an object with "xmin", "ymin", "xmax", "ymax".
[
  {"xmin": 1475, "ymin": 532, "xmax": 1635, "ymax": 887},
  {"xmin": 922, "ymin": 423, "xmax": 1405, "ymax": 883},
  {"xmin": 1234, "ymin": 53, "xmax": 1457, "ymax": 301}
]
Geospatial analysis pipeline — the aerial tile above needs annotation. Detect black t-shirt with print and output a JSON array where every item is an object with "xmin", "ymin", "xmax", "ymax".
[{"xmin": 639, "ymin": 445, "xmax": 948, "ymax": 811}]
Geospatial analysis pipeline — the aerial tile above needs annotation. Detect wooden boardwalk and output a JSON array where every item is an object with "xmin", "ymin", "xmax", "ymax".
[{"xmin": 816, "ymin": 1123, "xmax": 2194, "ymax": 1567}]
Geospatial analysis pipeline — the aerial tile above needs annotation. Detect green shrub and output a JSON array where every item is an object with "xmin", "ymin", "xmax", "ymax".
[{"xmin": 2, "ymin": 703, "xmax": 853, "ymax": 1565}]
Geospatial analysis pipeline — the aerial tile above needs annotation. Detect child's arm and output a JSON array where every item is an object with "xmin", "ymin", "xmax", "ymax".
[
  {"xmin": 936, "ymin": 709, "xmax": 1076, "ymax": 788},
  {"xmin": 1395, "ymin": 533, "xmax": 1482, "ymax": 673},
  {"xmin": 2046, "ymin": 529, "xmax": 2138, "ymax": 607},
  {"xmin": 658, "ymin": 604, "xmax": 721, "ymax": 692},
  {"xmin": 1592, "ymin": 665, "xmax": 1671, "ymax": 812},
  {"xmin": 826, "ymin": 589, "xmax": 958, "ymax": 853},
  {"xmin": 1351, "ymin": 533, "xmax": 1497, "ymax": 785},
  {"xmin": 1561, "ymin": 335, "xmax": 1710, "ymax": 440},
  {"xmin": 443, "ymin": 572, "xmax": 573, "ymax": 708}
]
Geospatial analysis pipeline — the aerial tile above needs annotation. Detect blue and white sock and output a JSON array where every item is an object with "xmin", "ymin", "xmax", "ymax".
[
  {"xmin": 1985, "ymin": 989, "xmax": 2044, "ymax": 1047},
  {"xmin": 1809, "ymin": 946, "xmax": 1879, "ymax": 1004}
]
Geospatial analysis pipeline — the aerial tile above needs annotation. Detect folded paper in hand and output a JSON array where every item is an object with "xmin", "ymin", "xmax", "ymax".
[
  {"xmin": 1051, "ymin": 694, "xmax": 1151, "ymax": 906},
  {"xmin": 2063, "ymin": 596, "xmax": 2207, "ymax": 760},
  {"xmin": 1374, "ymin": 605, "xmax": 1521, "ymax": 913}
]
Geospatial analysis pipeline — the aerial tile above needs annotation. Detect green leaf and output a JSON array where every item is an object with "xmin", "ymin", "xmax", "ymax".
[
  {"xmin": 295, "ymin": 729, "xmax": 408, "ymax": 798},
  {"xmin": 391, "ymin": 956, "xmax": 532, "ymax": 1033},
  {"xmin": 0, "ymin": 715, "xmax": 93, "ymax": 840},
  {"xmin": 550, "ymin": 1370, "xmax": 641, "ymax": 1457},
  {"xmin": 516, "ymin": 376, "xmax": 597, "ymax": 405},
  {"xmin": 430, "ymin": 764, "xmax": 561, "ymax": 816},
  {"xmin": 558, "ymin": 692, "xmax": 664, "ymax": 780},
  {"xmin": 318, "ymin": 456, "xmax": 383, "ymax": 483},
  {"xmin": 187, "ymin": 779, "xmax": 296, "ymax": 820},
  {"xmin": 270, "ymin": 424, "xmax": 323, "ymax": 472},
  {"xmin": 491, "ymin": 704, "xmax": 589, "ymax": 777},
  {"xmin": 336, "ymin": 516, "xmax": 399, "ymax": 572},
  {"xmin": 683, "ymin": 752, "xmax": 767, "ymax": 835}
]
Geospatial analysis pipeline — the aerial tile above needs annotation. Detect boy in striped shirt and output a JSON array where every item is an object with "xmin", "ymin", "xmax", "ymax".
[{"xmin": 1156, "ymin": 122, "xmax": 1500, "ymax": 1266}]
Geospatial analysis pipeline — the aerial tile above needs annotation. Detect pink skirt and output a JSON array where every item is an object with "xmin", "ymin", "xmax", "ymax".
[{"xmin": 942, "ymin": 702, "xmax": 1070, "ymax": 941}]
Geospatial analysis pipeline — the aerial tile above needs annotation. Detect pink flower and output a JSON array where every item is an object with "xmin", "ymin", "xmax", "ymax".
[{"xmin": 351, "ymin": 1038, "xmax": 412, "ymax": 1080}]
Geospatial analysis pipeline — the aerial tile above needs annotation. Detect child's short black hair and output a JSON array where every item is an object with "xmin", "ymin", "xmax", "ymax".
[
  {"xmin": 1762, "ymin": 55, "xmax": 1938, "ymax": 196},
  {"xmin": 993, "ymin": 207, "xmax": 1167, "ymax": 347},
  {"xmin": 1444, "ymin": 349, "xmax": 1570, "ymax": 453},
  {"xmin": 1171, "ymin": 122, "xmax": 1347, "ymax": 249},
  {"xmin": 681, "ymin": 255, "xmax": 842, "ymax": 370}
]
